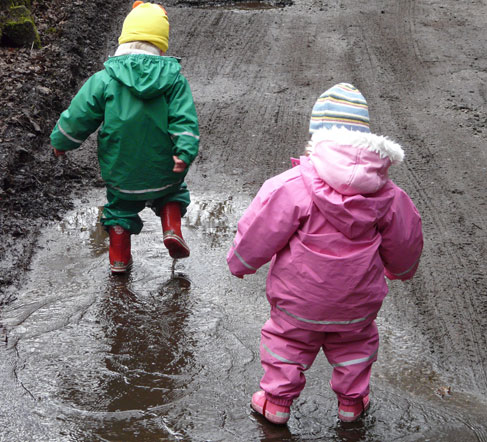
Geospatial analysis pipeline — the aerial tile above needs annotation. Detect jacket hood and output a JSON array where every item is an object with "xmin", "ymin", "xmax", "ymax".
[
  {"xmin": 104, "ymin": 54, "xmax": 181, "ymax": 100},
  {"xmin": 300, "ymin": 128, "xmax": 404, "ymax": 238},
  {"xmin": 309, "ymin": 127, "xmax": 404, "ymax": 196}
]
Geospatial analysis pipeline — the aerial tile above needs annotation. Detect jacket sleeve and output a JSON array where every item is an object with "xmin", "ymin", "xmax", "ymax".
[
  {"xmin": 378, "ymin": 185, "xmax": 423, "ymax": 280},
  {"xmin": 166, "ymin": 75, "xmax": 200, "ymax": 167},
  {"xmin": 50, "ymin": 72, "xmax": 106, "ymax": 152},
  {"xmin": 226, "ymin": 179, "xmax": 304, "ymax": 277}
]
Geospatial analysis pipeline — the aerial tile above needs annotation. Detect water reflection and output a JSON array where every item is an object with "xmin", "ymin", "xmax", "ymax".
[
  {"xmin": 59, "ymin": 204, "xmax": 107, "ymax": 258},
  {"xmin": 101, "ymin": 273, "xmax": 193, "ymax": 412},
  {"xmin": 93, "ymin": 273, "xmax": 194, "ymax": 439},
  {"xmin": 334, "ymin": 419, "xmax": 370, "ymax": 442},
  {"xmin": 1, "ymin": 190, "xmax": 486, "ymax": 441},
  {"xmin": 252, "ymin": 412, "xmax": 294, "ymax": 441},
  {"xmin": 185, "ymin": 195, "xmax": 238, "ymax": 248}
]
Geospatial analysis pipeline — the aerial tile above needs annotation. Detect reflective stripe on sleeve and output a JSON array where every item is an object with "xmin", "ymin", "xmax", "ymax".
[
  {"xmin": 263, "ymin": 343, "xmax": 308, "ymax": 369},
  {"xmin": 276, "ymin": 304, "xmax": 372, "ymax": 325},
  {"xmin": 58, "ymin": 123, "xmax": 83, "ymax": 144},
  {"xmin": 233, "ymin": 245, "xmax": 257, "ymax": 271},
  {"xmin": 171, "ymin": 131, "xmax": 200, "ymax": 140},
  {"xmin": 389, "ymin": 257, "xmax": 420, "ymax": 277},
  {"xmin": 331, "ymin": 348, "xmax": 378, "ymax": 367}
]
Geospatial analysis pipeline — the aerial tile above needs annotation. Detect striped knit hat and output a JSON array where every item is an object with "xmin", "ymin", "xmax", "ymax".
[{"xmin": 309, "ymin": 83, "xmax": 370, "ymax": 134}]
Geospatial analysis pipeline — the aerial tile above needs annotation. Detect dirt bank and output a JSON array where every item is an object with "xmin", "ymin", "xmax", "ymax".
[{"xmin": 0, "ymin": 0, "xmax": 126, "ymax": 301}]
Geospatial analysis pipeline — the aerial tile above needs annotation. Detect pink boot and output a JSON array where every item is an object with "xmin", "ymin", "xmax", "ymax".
[
  {"xmin": 338, "ymin": 395, "xmax": 370, "ymax": 422},
  {"xmin": 161, "ymin": 202, "xmax": 190, "ymax": 259},
  {"xmin": 251, "ymin": 391, "xmax": 290, "ymax": 425},
  {"xmin": 109, "ymin": 226, "xmax": 132, "ymax": 273}
]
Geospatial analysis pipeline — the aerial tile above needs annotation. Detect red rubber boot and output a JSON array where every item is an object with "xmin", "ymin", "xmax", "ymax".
[
  {"xmin": 161, "ymin": 202, "xmax": 190, "ymax": 259},
  {"xmin": 109, "ymin": 225, "xmax": 132, "ymax": 273}
]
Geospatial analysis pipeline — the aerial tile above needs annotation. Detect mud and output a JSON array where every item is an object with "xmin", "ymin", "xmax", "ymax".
[
  {"xmin": 1, "ymin": 0, "xmax": 487, "ymax": 440},
  {"xmin": 0, "ymin": 0, "xmax": 126, "ymax": 300}
]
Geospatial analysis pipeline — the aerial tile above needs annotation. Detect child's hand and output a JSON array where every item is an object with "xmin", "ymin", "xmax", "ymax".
[
  {"xmin": 173, "ymin": 156, "xmax": 187, "ymax": 173},
  {"xmin": 53, "ymin": 147, "xmax": 65, "ymax": 157}
]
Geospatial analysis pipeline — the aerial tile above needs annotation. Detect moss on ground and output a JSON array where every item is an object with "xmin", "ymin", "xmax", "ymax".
[{"xmin": 1, "ymin": 3, "xmax": 40, "ymax": 48}]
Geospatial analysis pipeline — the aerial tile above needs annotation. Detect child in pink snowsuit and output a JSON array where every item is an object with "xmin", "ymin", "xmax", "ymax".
[{"xmin": 226, "ymin": 83, "xmax": 423, "ymax": 424}]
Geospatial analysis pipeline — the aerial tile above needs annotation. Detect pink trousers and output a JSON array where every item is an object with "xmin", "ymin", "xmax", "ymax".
[{"xmin": 259, "ymin": 313, "xmax": 379, "ymax": 407}]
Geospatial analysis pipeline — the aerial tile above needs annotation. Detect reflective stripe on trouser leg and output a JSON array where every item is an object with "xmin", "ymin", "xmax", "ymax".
[
  {"xmin": 259, "ymin": 315, "xmax": 323, "ymax": 402},
  {"xmin": 149, "ymin": 182, "xmax": 190, "ymax": 217},
  {"xmin": 323, "ymin": 321, "xmax": 379, "ymax": 403},
  {"xmin": 101, "ymin": 189, "xmax": 146, "ymax": 234}
]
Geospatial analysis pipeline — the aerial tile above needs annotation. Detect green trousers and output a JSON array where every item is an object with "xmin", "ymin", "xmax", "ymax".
[{"xmin": 101, "ymin": 184, "xmax": 190, "ymax": 234}]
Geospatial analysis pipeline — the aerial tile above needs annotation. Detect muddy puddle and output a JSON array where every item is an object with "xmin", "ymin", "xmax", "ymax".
[{"xmin": 1, "ymin": 188, "xmax": 486, "ymax": 441}]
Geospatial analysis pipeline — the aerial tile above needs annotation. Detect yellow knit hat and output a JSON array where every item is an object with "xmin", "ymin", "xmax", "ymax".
[{"xmin": 118, "ymin": 2, "xmax": 169, "ymax": 53}]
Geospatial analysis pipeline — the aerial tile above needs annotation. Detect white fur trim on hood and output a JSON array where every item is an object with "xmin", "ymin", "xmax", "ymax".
[
  {"xmin": 309, "ymin": 127, "xmax": 405, "ymax": 195},
  {"xmin": 310, "ymin": 127, "xmax": 404, "ymax": 163}
]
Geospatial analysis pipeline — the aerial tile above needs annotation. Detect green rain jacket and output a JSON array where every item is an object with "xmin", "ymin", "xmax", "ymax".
[{"xmin": 50, "ymin": 55, "xmax": 199, "ymax": 201}]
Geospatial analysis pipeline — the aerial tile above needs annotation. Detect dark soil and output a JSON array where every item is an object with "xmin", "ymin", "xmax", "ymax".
[{"xmin": 0, "ymin": 0, "xmax": 127, "ymax": 302}]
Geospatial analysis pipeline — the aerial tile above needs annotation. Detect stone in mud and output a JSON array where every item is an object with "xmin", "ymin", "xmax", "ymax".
[{"xmin": 1, "ymin": 4, "xmax": 40, "ymax": 48}]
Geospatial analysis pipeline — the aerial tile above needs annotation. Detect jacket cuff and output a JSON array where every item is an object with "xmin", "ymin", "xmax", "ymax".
[
  {"xmin": 226, "ymin": 247, "xmax": 256, "ymax": 276},
  {"xmin": 176, "ymin": 151, "xmax": 193, "ymax": 167},
  {"xmin": 385, "ymin": 259, "xmax": 420, "ymax": 281}
]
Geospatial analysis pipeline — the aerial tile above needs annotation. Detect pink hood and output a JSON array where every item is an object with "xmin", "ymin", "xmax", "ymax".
[
  {"xmin": 304, "ymin": 127, "xmax": 405, "ymax": 239},
  {"xmin": 309, "ymin": 127, "xmax": 404, "ymax": 196}
]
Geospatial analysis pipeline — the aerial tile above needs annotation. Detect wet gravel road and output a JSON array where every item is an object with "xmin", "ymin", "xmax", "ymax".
[{"xmin": 1, "ymin": 0, "xmax": 487, "ymax": 440}]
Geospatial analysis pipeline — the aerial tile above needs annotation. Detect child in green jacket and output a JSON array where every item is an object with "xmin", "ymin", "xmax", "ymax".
[{"xmin": 50, "ymin": 2, "xmax": 199, "ymax": 273}]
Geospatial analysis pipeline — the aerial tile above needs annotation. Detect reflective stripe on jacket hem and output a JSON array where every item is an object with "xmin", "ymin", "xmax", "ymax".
[
  {"xmin": 58, "ymin": 123, "xmax": 83, "ymax": 144},
  {"xmin": 331, "ymin": 348, "xmax": 378, "ymax": 367},
  {"xmin": 111, "ymin": 182, "xmax": 177, "ymax": 194},
  {"xmin": 276, "ymin": 304, "xmax": 373, "ymax": 325},
  {"xmin": 263, "ymin": 343, "xmax": 308, "ymax": 369}
]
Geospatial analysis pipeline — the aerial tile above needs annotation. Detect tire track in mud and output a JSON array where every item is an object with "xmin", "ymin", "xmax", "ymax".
[
  {"xmin": 386, "ymin": 1, "xmax": 487, "ymax": 393},
  {"xmin": 339, "ymin": 0, "xmax": 487, "ymax": 393},
  {"xmin": 170, "ymin": 9, "xmax": 283, "ymax": 183},
  {"xmin": 171, "ymin": 6, "xmax": 351, "ymax": 190}
]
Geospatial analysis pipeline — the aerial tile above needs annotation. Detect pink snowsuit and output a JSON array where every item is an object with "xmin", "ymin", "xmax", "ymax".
[{"xmin": 227, "ymin": 127, "xmax": 423, "ymax": 406}]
